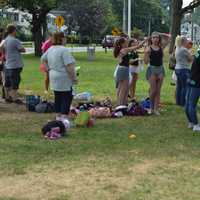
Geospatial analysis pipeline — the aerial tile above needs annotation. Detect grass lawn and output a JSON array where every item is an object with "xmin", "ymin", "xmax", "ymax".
[{"xmin": 0, "ymin": 52, "xmax": 200, "ymax": 200}]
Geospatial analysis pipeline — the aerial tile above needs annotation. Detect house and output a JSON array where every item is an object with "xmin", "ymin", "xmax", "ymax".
[
  {"xmin": 0, "ymin": 8, "xmax": 67, "ymax": 36},
  {"xmin": 0, "ymin": 8, "xmax": 31, "ymax": 35},
  {"xmin": 181, "ymin": 21, "xmax": 200, "ymax": 43}
]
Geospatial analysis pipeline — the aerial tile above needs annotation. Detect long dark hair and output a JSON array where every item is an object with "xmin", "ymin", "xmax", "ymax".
[
  {"xmin": 128, "ymin": 38, "xmax": 138, "ymax": 47},
  {"xmin": 149, "ymin": 32, "xmax": 162, "ymax": 47},
  {"xmin": 113, "ymin": 37, "xmax": 126, "ymax": 58}
]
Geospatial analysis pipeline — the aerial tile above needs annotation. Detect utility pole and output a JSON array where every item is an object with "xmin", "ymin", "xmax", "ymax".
[
  {"xmin": 123, "ymin": 0, "xmax": 127, "ymax": 33},
  {"xmin": 148, "ymin": 16, "xmax": 151, "ymax": 37},
  {"xmin": 191, "ymin": 11, "xmax": 194, "ymax": 42},
  {"xmin": 128, "ymin": 0, "xmax": 131, "ymax": 37}
]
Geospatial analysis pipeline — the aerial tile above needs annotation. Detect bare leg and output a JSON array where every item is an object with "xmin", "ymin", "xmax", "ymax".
[
  {"xmin": 117, "ymin": 80, "xmax": 129, "ymax": 105},
  {"xmin": 129, "ymin": 73, "xmax": 138, "ymax": 99},
  {"xmin": 45, "ymin": 72, "xmax": 49, "ymax": 91},
  {"xmin": 149, "ymin": 75, "xmax": 157, "ymax": 111},
  {"xmin": 154, "ymin": 75, "xmax": 164, "ymax": 112}
]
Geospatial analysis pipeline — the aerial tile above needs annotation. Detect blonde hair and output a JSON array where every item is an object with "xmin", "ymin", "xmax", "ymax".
[{"xmin": 175, "ymin": 35, "xmax": 187, "ymax": 48}]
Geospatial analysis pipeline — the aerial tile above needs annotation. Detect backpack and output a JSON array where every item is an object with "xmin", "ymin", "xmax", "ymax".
[
  {"xmin": 35, "ymin": 101, "xmax": 55, "ymax": 113},
  {"xmin": 26, "ymin": 95, "xmax": 41, "ymax": 112},
  {"xmin": 127, "ymin": 101, "xmax": 146, "ymax": 116}
]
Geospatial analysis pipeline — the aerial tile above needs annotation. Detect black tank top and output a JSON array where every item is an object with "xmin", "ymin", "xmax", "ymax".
[
  {"xmin": 149, "ymin": 47, "xmax": 163, "ymax": 66},
  {"xmin": 129, "ymin": 51, "xmax": 139, "ymax": 66},
  {"xmin": 119, "ymin": 54, "xmax": 129, "ymax": 67}
]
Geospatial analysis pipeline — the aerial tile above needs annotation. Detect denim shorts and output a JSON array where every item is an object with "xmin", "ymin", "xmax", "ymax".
[
  {"xmin": 146, "ymin": 65, "xmax": 165, "ymax": 80},
  {"xmin": 115, "ymin": 65, "xmax": 129, "ymax": 88},
  {"xmin": 5, "ymin": 68, "xmax": 22, "ymax": 89}
]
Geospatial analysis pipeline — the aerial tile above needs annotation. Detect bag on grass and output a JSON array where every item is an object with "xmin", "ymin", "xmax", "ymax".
[
  {"xmin": 26, "ymin": 95, "xmax": 41, "ymax": 112},
  {"xmin": 74, "ymin": 111, "xmax": 90, "ymax": 127},
  {"xmin": 35, "ymin": 101, "xmax": 55, "ymax": 113},
  {"xmin": 42, "ymin": 120, "xmax": 66, "ymax": 136},
  {"xmin": 89, "ymin": 107, "xmax": 111, "ymax": 118}
]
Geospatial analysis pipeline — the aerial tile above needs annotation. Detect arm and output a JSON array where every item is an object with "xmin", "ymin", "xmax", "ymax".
[
  {"xmin": 19, "ymin": 47, "xmax": 26, "ymax": 53},
  {"xmin": 159, "ymin": 33, "xmax": 171, "ymax": 49},
  {"xmin": 41, "ymin": 52, "xmax": 49, "ymax": 71},
  {"xmin": 16, "ymin": 39, "xmax": 26, "ymax": 53},
  {"xmin": 121, "ymin": 39, "xmax": 146, "ymax": 55},
  {"xmin": 187, "ymin": 52, "xmax": 194, "ymax": 63},
  {"xmin": 66, "ymin": 63, "xmax": 77, "ymax": 83},
  {"xmin": 62, "ymin": 50, "xmax": 77, "ymax": 83},
  {"xmin": 0, "ymin": 40, "xmax": 5, "ymax": 52},
  {"xmin": 144, "ymin": 47, "xmax": 151, "ymax": 64}
]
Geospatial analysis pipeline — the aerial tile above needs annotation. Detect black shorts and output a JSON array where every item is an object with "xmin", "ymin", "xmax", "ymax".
[
  {"xmin": 0, "ymin": 64, "xmax": 4, "ymax": 72},
  {"xmin": 5, "ymin": 68, "xmax": 22, "ymax": 90}
]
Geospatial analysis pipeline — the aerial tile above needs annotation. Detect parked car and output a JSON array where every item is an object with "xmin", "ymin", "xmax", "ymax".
[{"xmin": 102, "ymin": 35, "xmax": 119, "ymax": 48}]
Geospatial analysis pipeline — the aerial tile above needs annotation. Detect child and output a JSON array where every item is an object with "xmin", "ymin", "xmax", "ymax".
[{"xmin": 40, "ymin": 33, "xmax": 53, "ymax": 93}]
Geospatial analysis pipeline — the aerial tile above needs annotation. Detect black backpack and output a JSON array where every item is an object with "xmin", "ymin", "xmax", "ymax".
[{"xmin": 35, "ymin": 101, "xmax": 55, "ymax": 113}]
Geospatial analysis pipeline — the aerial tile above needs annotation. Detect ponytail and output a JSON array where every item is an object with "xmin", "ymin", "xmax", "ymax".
[{"xmin": 113, "ymin": 37, "xmax": 126, "ymax": 58}]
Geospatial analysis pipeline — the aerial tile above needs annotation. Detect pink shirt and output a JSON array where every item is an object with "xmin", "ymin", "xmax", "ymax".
[{"xmin": 41, "ymin": 39, "xmax": 52, "ymax": 53}]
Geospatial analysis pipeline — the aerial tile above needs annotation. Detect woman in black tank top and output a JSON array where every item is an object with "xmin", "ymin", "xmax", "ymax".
[
  {"xmin": 113, "ymin": 37, "xmax": 146, "ymax": 105},
  {"xmin": 144, "ymin": 32, "xmax": 170, "ymax": 115}
]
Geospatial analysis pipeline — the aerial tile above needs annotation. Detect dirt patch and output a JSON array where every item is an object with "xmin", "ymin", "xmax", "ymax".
[{"xmin": 0, "ymin": 159, "xmax": 158, "ymax": 200}]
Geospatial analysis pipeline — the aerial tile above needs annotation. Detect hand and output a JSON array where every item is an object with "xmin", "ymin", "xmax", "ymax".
[{"xmin": 73, "ymin": 79, "xmax": 78, "ymax": 85}]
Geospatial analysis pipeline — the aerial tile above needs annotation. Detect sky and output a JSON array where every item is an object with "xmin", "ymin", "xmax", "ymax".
[{"xmin": 183, "ymin": 0, "xmax": 193, "ymax": 7}]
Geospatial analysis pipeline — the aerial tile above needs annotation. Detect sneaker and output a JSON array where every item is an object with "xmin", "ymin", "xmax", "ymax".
[
  {"xmin": 188, "ymin": 122, "xmax": 194, "ymax": 129},
  {"xmin": 154, "ymin": 110, "xmax": 161, "ymax": 116},
  {"xmin": 13, "ymin": 99, "xmax": 24, "ymax": 105},
  {"xmin": 193, "ymin": 124, "xmax": 200, "ymax": 131},
  {"xmin": 147, "ymin": 109, "xmax": 153, "ymax": 115},
  {"xmin": 5, "ymin": 97, "xmax": 13, "ymax": 103}
]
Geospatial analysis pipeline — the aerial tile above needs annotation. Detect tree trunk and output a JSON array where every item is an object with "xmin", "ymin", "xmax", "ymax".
[
  {"xmin": 169, "ymin": 0, "xmax": 183, "ymax": 54},
  {"xmin": 32, "ymin": 11, "xmax": 48, "ymax": 56}
]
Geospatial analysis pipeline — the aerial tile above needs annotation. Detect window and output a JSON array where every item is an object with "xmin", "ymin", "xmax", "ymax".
[{"xmin": 14, "ymin": 13, "xmax": 19, "ymax": 22}]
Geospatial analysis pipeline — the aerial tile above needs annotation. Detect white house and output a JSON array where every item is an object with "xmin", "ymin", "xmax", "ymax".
[
  {"xmin": 181, "ymin": 21, "xmax": 200, "ymax": 43},
  {"xmin": 0, "ymin": 8, "xmax": 67, "ymax": 36},
  {"xmin": 0, "ymin": 8, "xmax": 31, "ymax": 35}
]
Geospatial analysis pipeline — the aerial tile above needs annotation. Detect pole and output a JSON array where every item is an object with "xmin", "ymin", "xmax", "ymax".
[
  {"xmin": 191, "ymin": 12, "xmax": 194, "ymax": 42},
  {"xmin": 128, "ymin": 0, "xmax": 131, "ymax": 37},
  {"xmin": 123, "ymin": 0, "xmax": 127, "ymax": 33},
  {"xmin": 148, "ymin": 16, "xmax": 151, "ymax": 37}
]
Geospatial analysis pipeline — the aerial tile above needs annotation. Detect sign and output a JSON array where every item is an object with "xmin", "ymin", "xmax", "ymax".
[
  {"xmin": 55, "ymin": 16, "xmax": 65, "ymax": 29},
  {"xmin": 0, "ymin": 0, "xmax": 7, "ymax": 7},
  {"xmin": 112, "ymin": 27, "xmax": 122, "ymax": 36}
]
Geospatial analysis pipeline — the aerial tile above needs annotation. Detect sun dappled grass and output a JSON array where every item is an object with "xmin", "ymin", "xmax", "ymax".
[{"xmin": 0, "ymin": 52, "xmax": 200, "ymax": 200}]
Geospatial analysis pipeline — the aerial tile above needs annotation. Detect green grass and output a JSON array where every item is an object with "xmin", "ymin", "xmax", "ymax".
[{"xmin": 0, "ymin": 52, "xmax": 200, "ymax": 200}]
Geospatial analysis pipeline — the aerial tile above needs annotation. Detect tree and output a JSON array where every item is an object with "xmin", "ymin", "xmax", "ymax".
[
  {"xmin": 169, "ymin": 0, "xmax": 200, "ymax": 53},
  {"xmin": 8, "ymin": 0, "xmax": 57, "ymax": 56},
  {"xmin": 109, "ymin": 0, "xmax": 169, "ymax": 35},
  {"xmin": 60, "ymin": 0, "xmax": 116, "ymax": 43}
]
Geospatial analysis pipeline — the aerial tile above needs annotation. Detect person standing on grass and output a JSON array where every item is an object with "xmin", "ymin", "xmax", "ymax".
[
  {"xmin": 175, "ymin": 36, "xmax": 193, "ymax": 106},
  {"xmin": 41, "ymin": 32, "xmax": 77, "ymax": 121},
  {"xmin": 40, "ymin": 32, "xmax": 53, "ymax": 93},
  {"xmin": 144, "ymin": 32, "xmax": 170, "ymax": 115},
  {"xmin": 185, "ymin": 49, "xmax": 200, "ymax": 131},
  {"xmin": 0, "ymin": 28, "xmax": 5, "ymax": 98},
  {"xmin": 114, "ymin": 37, "xmax": 146, "ymax": 106},
  {"xmin": 128, "ymin": 38, "xmax": 143, "ymax": 100},
  {"xmin": 0, "ymin": 24, "xmax": 25, "ymax": 104}
]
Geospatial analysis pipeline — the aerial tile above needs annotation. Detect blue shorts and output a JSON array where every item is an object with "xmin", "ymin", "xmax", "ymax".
[
  {"xmin": 146, "ymin": 65, "xmax": 165, "ymax": 80},
  {"xmin": 115, "ymin": 65, "xmax": 129, "ymax": 88}
]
